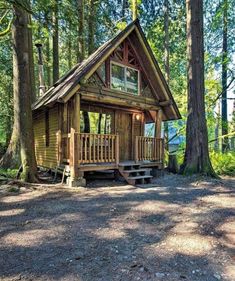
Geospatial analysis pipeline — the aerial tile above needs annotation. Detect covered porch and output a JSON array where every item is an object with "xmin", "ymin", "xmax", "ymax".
[{"xmin": 58, "ymin": 93, "xmax": 165, "ymax": 185}]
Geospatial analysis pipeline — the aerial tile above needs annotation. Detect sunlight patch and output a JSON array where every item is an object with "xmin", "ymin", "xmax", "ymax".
[
  {"xmin": 201, "ymin": 195, "xmax": 234, "ymax": 208},
  {"xmin": 224, "ymin": 263, "xmax": 235, "ymax": 280},
  {"xmin": 3, "ymin": 228, "xmax": 63, "ymax": 247},
  {"xmin": 163, "ymin": 234, "xmax": 213, "ymax": 255},
  {"xmin": 217, "ymin": 220, "xmax": 235, "ymax": 249},
  {"xmin": 0, "ymin": 208, "xmax": 25, "ymax": 217},
  {"xmin": 94, "ymin": 227, "xmax": 126, "ymax": 239},
  {"xmin": 132, "ymin": 200, "xmax": 179, "ymax": 213}
]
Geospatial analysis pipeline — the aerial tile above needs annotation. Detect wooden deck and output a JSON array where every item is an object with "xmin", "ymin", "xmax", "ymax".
[{"xmin": 57, "ymin": 132, "xmax": 164, "ymax": 184}]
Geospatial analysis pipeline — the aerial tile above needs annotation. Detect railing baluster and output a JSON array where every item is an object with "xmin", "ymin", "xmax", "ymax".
[
  {"xmin": 134, "ymin": 136, "xmax": 164, "ymax": 162},
  {"xmin": 104, "ymin": 135, "xmax": 107, "ymax": 162}
]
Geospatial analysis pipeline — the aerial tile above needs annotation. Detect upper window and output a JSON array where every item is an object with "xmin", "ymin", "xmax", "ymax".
[{"xmin": 111, "ymin": 62, "xmax": 139, "ymax": 95}]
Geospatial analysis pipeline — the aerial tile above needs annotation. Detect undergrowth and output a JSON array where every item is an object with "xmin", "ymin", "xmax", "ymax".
[
  {"xmin": 174, "ymin": 151, "xmax": 235, "ymax": 176},
  {"xmin": 210, "ymin": 151, "xmax": 235, "ymax": 176},
  {"xmin": 0, "ymin": 168, "xmax": 18, "ymax": 179}
]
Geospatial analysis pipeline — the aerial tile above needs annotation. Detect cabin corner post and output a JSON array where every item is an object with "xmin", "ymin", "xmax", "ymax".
[
  {"xmin": 68, "ymin": 93, "xmax": 86, "ymax": 187},
  {"xmin": 155, "ymin": 109, "xmax": 164, "ymax": 169}
]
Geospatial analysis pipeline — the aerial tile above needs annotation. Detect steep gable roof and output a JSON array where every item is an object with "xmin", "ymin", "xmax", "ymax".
[{"xmin": 33, "ymin": 19, "xmax": 181, "ymax": 120}]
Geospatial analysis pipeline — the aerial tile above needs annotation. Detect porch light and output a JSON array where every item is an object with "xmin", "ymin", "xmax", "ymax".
[{"xmin": 135, "ymin": 114, "xmax": 141, "ymax": 121}]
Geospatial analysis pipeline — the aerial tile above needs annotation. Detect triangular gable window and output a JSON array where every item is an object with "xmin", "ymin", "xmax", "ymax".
[
  {"xmin": 111, "ymin": 62, "xmax": 139, "ymax": 95},
  {"xmin": 109, "ymin": 39, "xmax": 140, "ymax": 95}
]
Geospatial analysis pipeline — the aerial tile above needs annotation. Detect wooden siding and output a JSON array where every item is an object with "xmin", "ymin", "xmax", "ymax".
[{"xmin": 33, "ymin": 106, "xmax": 59, "ymax": 168}]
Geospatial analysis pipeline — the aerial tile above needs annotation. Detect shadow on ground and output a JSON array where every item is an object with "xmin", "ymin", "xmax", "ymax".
[{"xmin": 0, "ymin": 174, "xmax": 235, "ymax": 281}]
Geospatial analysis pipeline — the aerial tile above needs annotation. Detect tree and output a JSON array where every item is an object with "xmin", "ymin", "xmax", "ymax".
[
  {"xmin": 163, "ymin": 0, "xmax": 170, "ymax": 151},
  {"xmin": 131, "ymin": 0, "xmax": 138, "ymax": 20},
  {"xmin": 52, "ymin": 0, "xmax": 59, "ymax": 83},
  {"xmin": 221, "ymin": 0, "xmax": 229, "ymax": 152},
  {"xmin": 11, "ymin": 1, "xmax": 38, "ymax": 181},
  {"xmin": 77, "ymin": 0, "xmax": 85, "ymax": 61},
  {"xmin": 181, "ymin": 0, "xmax": 216, "ymax": 176}
]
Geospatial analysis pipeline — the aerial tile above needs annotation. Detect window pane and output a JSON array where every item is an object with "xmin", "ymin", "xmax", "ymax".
[
  {"xmin": 111, "ymin": 64, "xmax": 125, "ymax": 91},
  {"xmin": 126, "ymin": 67, "xmax": 138, "ymax": 95}
]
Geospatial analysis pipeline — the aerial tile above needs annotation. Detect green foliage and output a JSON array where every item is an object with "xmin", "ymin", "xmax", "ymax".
[
  {"xmin": 210, "ymin": 151, "xmax": 235, "ymax": 176},
  {"xmin": 0, "ymin": 168, "xmax": 18, "ymax": 178}
]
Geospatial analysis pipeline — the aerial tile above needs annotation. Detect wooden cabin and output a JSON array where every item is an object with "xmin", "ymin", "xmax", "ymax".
[{"xmin": 32, "ymin": 20, "xmax": 181, "ymax": 186}]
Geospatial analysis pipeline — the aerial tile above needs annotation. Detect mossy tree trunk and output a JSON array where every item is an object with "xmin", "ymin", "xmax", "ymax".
[
  {"xmin": 221, "ymin": 0, "xmax": 229, "ymax": 152},
  {"xmin": 181, "ymin": 0, "xmax": 216, "ymax": 177},
  {"xmin": 163, "ymin": 0, "xmax": 170, "ymax": 151},
  {"xmin": 11, "ymin": 1, "xmax": 38, "ymax": 182},
  {"xmin": 52, "ymin": 0, "xmax": 59, "ymax": 84}
]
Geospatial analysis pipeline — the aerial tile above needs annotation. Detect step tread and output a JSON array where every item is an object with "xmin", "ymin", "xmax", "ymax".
[
  {"xmin": 118, "ymin": 163, "xmax": 141, "ymax": 167},
  {"xmin": 122, "ymin": 169, "xmax": 149, "ymax": 173},
  {"xmin": 127, "ymin": 175, "xmax": 153, "ymax": 180}
]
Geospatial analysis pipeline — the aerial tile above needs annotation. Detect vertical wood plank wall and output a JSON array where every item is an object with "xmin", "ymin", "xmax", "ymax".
[{"xmin": 33, "ymin": 105, "xmax": 59, "ymax": 168}]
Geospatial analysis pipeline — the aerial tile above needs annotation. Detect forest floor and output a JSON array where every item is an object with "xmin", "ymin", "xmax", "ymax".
[{"xmin": 0, "ymin": 173, "xmax": 235, "ymax": 281}]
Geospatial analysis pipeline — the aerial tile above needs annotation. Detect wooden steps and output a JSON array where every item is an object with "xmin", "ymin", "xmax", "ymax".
[{"xmin": 118, "ymin": 163, "xmax": 152, "ymax": 185}]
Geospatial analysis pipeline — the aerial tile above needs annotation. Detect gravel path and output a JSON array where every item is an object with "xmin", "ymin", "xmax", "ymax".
[{"xmin": 0, "ymin": 174, "xmax": 234, "ymax": 281}]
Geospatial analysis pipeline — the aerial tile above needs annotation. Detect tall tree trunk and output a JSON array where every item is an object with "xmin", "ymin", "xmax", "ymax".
[
  {"xmin": 52, "ymin": 0, "xmax": 59, "ymax": 83},
  {"xmin": 68, "ymin": 28, "xmax": 72, "ymax": 69},
  {"xmin": 163, "ymin": 0, "xmax": 170, "ymax": 151},
  {"xmin": 98, "ymin": 113, "xmax": 102, "ymax": 134},
  {"xmin": 88, "ymin": 0, "xmax": 97, "ymax": 55},
  {"xmin": 46, "ymin": 36, "xmax": 51, "ymax": 87},
  {"xmin": 77, "ymin": 0, "xmax": 85, "ymax": 62},
  {"xmin": 28, "ymin": 13, "xmax": 36, "ymax": 102},
  {"xmin": 231, "ymin": 100, "xmax": 235, "ymax": 149},
  {"xmin": 214, "ymin": 100, "xmax": 220, "ymax": 151},
  {"xmin": 10, "ymin": 2, "xmax": 38, "ymax": 181},
  {"xmin": 0, "ymin": 125, "xmax": 20, "ymax": 169},
  {"xmin": 78, "ymin": 0, "xmax": 90, "ymax": 132},
  {"xmin": 122, "ymin": 0, "xmax": 127, "ymax": 19},
  {"xmin": 181, "ymin": 0, "xmax": 216, "ymax": 176},
  {"xmin": 221, "ymin": 0, "xmax": 229, "ymax": 152},
  {"xmin": 131, "ymin": 0, "xmax": 138, "ymax": 20}
]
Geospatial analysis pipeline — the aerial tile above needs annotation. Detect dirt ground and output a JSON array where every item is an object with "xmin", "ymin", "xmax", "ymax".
[{"xmin": 0, "ymin": 174, "xmax": 235, "ymax": 281}]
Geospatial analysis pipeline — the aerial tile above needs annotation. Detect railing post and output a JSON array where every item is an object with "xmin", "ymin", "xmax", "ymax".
[
  {"xmin": 115, "ymin": 135, "xmax": 119, "ymax": 165},
  {"xmin": 69, "ymin": 128, "xmax": 78, "ymax": 180},
  {"xmin": 135, "ymin": 136, "xmax": 138, "ymax": 162},
  {"xmin": 161, "ymin": 138, "xmax": 165, "ymax": 168}
]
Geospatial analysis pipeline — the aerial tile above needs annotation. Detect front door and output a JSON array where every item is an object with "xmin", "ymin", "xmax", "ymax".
[{"xmin": 116, "ymin": 111, "xmax": 132, "ymax": 161}]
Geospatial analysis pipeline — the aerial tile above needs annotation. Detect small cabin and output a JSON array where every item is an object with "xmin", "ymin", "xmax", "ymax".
[{"xmin": 32, "ymin": 20, "xmax": 181, "ymax": 186}]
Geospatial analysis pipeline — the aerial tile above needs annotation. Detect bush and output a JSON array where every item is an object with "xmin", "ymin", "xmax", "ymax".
[
  {"xmin": 0, "ymin": 168, "xmax": 18, "ymax": 179},
  {"xmin": 210, "ymin": 151, "xmax": 235, "ymax": 176},
  {"xmin": 175, "ymin": 150, "xmax": 235, "ymax": 176}
]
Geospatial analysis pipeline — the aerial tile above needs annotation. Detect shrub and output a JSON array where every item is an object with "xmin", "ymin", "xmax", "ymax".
[
  {"xmin": 0, "ymin": 168, "xmax": 18, "ymax": 179},
  {"xmin": 210, "ymin": 151, "xmax": 235, "ymax": 176}
]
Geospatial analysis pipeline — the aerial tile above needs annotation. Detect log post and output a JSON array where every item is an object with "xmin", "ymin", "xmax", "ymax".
[
  {"xmin": 155, "ymin": 109, "xmax": 163, "ymax": 170},
  {"xmin": 115, "ymin": 134, "xmax": 119, "ymax": 165},
  {"xmin": 155, "ymin": 109, "xmax": 162, "ymax": 139},
  {"xmin": 67, "ymin": 93, "xmax": 85, "ymax": 187},
  {"xmin": 135, "ymin": 136, "xmax": 138, "ymax": 162},
  {"xmin": 69, "ymin": 128, "xmax": 76, "ymax": 179}
]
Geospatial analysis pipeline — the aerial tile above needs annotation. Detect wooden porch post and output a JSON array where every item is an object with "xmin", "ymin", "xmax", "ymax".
[
  {"xmin": 155, "ymin": 109, "xmax": 162, "ymax": 139},
  {"xmin": 155, "ymin": 109, "xmax": 163, "ymax": 167},
  {"xmin": 68, "ymin": 93, "xmax": 85, "ymax": 186}
]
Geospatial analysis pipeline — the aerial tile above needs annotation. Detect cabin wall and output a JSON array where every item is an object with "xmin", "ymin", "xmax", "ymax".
[{"xmin": 33, "ymin": 105, "xmax": 59, "ymax": 168}]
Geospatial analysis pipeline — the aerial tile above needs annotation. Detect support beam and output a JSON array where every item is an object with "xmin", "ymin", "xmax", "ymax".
[
  {"xmin": 68, "ymin": 93, "xmax": 86, "ymax": 187},
  {"xmin": 155, "ymin": 109, "xmax": 162, "ymax": 138}
]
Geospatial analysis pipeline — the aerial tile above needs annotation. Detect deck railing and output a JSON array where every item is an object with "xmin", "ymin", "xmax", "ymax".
[
  {"xmin": 59, "ymin": 133, "xmax": 163, "ymax": 166},
  {"xmin": 135, "ymin": 136, "xmax": 164, "ymax": 162},
  {"xmin": 78, "ymin": 133, "xmax": 119, "ymax": 164}
]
